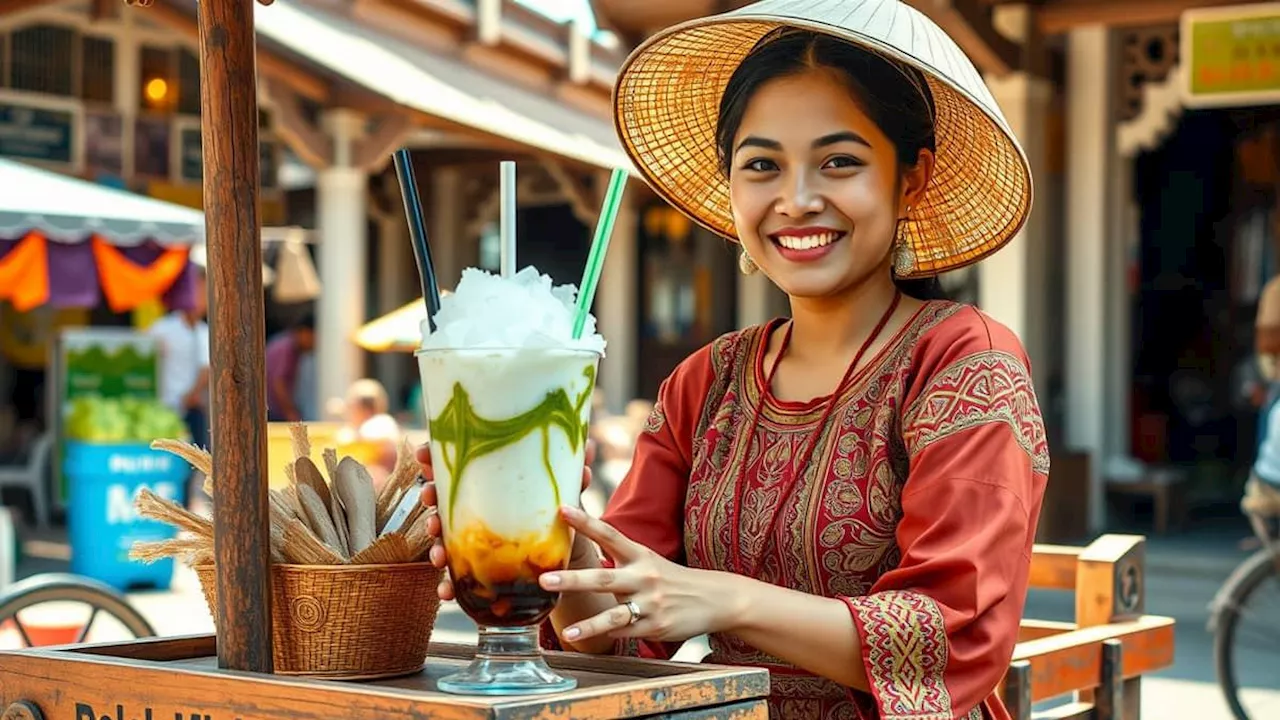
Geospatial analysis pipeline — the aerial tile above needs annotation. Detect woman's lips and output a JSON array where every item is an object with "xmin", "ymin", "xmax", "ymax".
[{"xmin": 769, "ymin": 230, "xmax": 846, "ymax": 263}]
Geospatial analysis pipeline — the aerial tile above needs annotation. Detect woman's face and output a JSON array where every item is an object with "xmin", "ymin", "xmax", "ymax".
[{"xmin": 728, "ymin": 68, "xmax": 929, "ymax": 299}]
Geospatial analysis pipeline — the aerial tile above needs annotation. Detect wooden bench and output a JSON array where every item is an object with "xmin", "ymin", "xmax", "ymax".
[
  {"xmin": 1003, "ymin": 534, "xmax": 1176, "ymax": 719},
  {"xmin": 1104, "ymin": 467, "xmax": 1190, "ymax": 535}
]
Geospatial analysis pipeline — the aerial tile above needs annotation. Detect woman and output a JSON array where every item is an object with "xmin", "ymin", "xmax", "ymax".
[{"xmin": 420, "ymin": 1, "xmax": 1046, "ymax": 717}]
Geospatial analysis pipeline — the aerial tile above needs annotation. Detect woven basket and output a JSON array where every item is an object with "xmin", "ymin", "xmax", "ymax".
[{"xmin": 195, "ymin": 562, "xmax": 443, "ymax": 680}]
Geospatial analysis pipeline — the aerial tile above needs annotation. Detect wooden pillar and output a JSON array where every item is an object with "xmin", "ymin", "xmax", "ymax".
[
  {"xmin": 1065, "ymin": 25, "xmax": 1115, "ymax": 534},
  {"xmin": 598, "ymin": 192, "xmax": 638, "ymax": 412},
  {"xmin": 317, "ymin": 109, "xmax": 370, "ymax": 414},
  {"xmin": 982, "ymin": 5, "xmax": 1053, "ymax": 394},
  {"xmin": 197, "ymin": 0, "xmax": 274, "ymax": 673},
  {"xmin": 430, "ymin": 166, "xmax": 463, "ymax": 290}
]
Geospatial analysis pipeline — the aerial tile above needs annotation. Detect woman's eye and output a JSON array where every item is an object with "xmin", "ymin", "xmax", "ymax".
[
  {"xmin": 824, "ymin": 155, "xmax": 864, "ymax": 170},
  {"xmin": 742, "ymin": 158, "xmax": 778, "ymax": 173}
]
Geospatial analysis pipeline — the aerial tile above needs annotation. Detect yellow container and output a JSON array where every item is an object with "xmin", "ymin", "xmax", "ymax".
[{"xmin": 266, "ymin": 423, "xmax": 383, "ymax": 488}]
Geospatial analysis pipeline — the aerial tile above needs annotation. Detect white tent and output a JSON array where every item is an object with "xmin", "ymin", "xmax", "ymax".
[{"xmin": 0, "ymin": 158, "xmax": 204, "ymax": 246}]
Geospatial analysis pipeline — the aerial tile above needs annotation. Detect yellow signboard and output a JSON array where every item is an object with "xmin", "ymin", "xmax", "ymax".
[{"xmin": 1183, "ymin": 3, "xmax": 1280, "ymax": 108}]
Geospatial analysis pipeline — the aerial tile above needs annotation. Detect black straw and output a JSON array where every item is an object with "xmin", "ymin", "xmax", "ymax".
[{"xmin": 392, "ymin": 148, "xmax": 442, "ymax": 332}]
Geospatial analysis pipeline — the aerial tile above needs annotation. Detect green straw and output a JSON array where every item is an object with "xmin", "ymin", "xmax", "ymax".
[{"xmin": 572, "ymin": 168, "xmax": 629, "ymax": 339}]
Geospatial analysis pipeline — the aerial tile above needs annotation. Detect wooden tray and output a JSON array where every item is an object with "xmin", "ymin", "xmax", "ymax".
[{"xmin": 0, "ymin": 635, "xmax": 770, "ymax": 720}]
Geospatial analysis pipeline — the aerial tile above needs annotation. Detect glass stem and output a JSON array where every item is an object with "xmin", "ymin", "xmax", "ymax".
[{"xmin": 475, "ymin": 625, "xmax": 541, "ymax": 659}]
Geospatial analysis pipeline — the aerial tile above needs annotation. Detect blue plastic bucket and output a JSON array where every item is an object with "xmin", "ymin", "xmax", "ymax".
[{"xmin": 63, "ymin": 441, "xmax": 190, "ymax": 591}]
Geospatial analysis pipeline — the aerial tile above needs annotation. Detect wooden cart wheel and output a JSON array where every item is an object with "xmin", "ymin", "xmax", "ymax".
[{"xmin": 1, "ymin": 701, "xmax": 43, "ymax": 720}]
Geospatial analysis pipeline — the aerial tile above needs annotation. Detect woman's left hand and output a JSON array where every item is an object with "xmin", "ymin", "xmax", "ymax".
[{"xmin": 541, "ymin": 506, "xmax": 732, "ymax": 644}]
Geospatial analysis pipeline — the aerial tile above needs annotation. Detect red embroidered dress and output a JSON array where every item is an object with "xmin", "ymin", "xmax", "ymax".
[{"xmin": 545, "ymin": 302, "xmax": 1049, "ymax": 720}]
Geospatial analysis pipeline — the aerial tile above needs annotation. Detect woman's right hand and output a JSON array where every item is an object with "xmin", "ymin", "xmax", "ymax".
[{"xmin": 417, "ymin": 440, "xmax": 597, "ymax": 601}]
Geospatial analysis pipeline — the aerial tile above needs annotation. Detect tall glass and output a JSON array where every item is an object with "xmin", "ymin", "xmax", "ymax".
[{"xmin": 417, "ymin": 346, "xmax": 599, "ymax": 695}]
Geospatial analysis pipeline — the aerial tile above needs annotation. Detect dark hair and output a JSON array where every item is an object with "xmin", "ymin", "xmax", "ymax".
[
  {"xmin": 715, "ymin": 29, "xmax": 947, "ymax": 301},
  {"xmin": 295, "ymin": 314, "xmax": 316, "ymax": 332}
]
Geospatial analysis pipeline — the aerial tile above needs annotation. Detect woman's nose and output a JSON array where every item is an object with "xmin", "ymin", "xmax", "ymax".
[{"xmin": 774, "ymin": 173, "xmax": 824, "ymax": 217}]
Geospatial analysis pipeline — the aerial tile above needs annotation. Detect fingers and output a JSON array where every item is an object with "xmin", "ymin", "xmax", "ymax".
[
  {"xmin": 425, "ymin": 511, "xmax": 441, "ymax": 538},
  {"xmin": 428, "ymin": 542, "xmax": 455, "ymax": 600},
  {"xmin": 559, "ymin": 505, "xmax": 638, "ymax": 563},
  {"xmin": 580, "ymin": 438, "xmax": 596, "ymax": 491},
  {"xmin": 419, "ymin": 481, "xmax": 438, "ymax": 508},
  {"xmin": 415, "ymin": 444, "xmax": 435, "ymax": 480},
  {"xmin": 540, "ymin": 566, "xmax": 639, "ymax": 594},
  {"xmin": 428, "ymin": 540, "xmax": 447, "ymax": 569},
  {"xmin": 561, "ymin": 602, "xmax": 636, "ymax": 643},
  {"xmin": 437, "ymin": 578, "xmax": 455, "ymax": 601}
]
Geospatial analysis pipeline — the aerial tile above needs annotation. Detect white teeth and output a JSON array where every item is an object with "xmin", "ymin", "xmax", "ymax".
[{"xmin": 775, "ymin": 232, "xmax": 839, "ymax": 250}]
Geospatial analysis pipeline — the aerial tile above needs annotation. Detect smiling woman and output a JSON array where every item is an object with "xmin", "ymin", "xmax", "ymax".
[
  {"xmin": 716, "ymin": 29, "xmax": 945, "ymax": 304},
  {"xmin": 418, "ymin": 1, "xmax": 1046, "ymax": 718}
]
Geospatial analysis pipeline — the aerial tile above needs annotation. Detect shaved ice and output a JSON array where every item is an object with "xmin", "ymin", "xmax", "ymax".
[{"xmin": 418, "ymin": 266, "xmax": 606, "ymax": 355}]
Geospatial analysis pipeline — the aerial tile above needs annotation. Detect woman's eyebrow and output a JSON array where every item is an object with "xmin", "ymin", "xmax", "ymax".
[
  {"xmin": 735, "ymin": 136, "xmax": 782, "ymax": 153},
  {"xmin": 814, "ymin": 131, "xmax": 871, "ymax": 148}
]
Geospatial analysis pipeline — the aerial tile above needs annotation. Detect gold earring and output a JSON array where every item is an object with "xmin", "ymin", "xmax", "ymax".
[
  {"xmin": 893, "ymin": 206, "xmax": 915, "ymax": 277},
  {"xmin": 738, "ymin": 250, "xmax": 758, "ymax": 276},
  {"xmin": 892, "ymin": 242, "xmax": 916, "ymax": 277}
]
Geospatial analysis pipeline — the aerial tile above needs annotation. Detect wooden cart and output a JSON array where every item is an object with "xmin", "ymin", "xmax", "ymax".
[
  {"xmin": 1004, "ymin": 535, "xmax": 1177, "ymax": 719},
  {"xmin": 0, "ymin": 1, "xmax": 769, "ymax": 718}
]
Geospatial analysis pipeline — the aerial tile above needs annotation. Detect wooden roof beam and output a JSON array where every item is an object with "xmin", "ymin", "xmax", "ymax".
[
  {"xmin": 911, "ymin": 0, "xmax": 1022, "ymax": 77},
  {"xmin": 1034, "ymin": 0, "xmax": 1246, "ymax": 35},
  {"xmin": 127, "ymin": 0, "xmax": 332, "ymax": 103},
  {"xmin": 0, "ymin": 0, "xmax": 48, "ymax": 18}
]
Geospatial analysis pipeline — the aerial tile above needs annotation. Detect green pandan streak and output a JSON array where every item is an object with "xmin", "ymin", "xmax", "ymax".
[{"xmin": 430, "ymin": 365, "xmax": 595, "ymax": 526}]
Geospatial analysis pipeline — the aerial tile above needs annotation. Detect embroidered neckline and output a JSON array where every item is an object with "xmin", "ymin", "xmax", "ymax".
[{"xmin": 741, "ymin": 300, "xmax": 954, "ymax": 424}]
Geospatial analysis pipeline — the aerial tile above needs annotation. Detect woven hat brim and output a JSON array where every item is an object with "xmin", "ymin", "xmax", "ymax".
[{"xmin": 613, "ymin": 13, "xmax": 1033, "ymax": 278}]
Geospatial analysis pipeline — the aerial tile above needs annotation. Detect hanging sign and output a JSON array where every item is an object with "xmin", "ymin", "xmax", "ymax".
[
  {"xmin": 0, "ymin": 102, "xmax": 74, "ymax": 164},
  {"xmin": 1183, "ymin": 3, "xmax": 1280, "ymax": 107}
]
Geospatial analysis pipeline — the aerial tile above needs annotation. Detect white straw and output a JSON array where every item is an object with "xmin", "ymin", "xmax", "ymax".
[{"xmin": 500, "ymin": 161, "xmax": 516, "ymax": 278}]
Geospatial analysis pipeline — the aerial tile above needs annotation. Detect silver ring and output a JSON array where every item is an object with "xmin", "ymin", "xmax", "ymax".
[{"xmin": 623, "ymin": 600, "xmax": 641, "ymax": 625}]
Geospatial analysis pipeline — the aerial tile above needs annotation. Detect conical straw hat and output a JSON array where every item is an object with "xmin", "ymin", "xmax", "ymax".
[{"xmin": 613, "ymin": 0, "xmax": 1032, "ymax": 277}]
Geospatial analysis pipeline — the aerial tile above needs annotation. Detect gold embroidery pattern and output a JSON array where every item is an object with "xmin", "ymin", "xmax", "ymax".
[
  {"xmin": 902, "ymin": 350, "xmax": 1050, "ymax": 475},
  {"xmin": 643, "ymin": 397, "xmax": 666, "ymax": 435},
  {"xmin": 847, "ymin": 590, "xmax": 954, "ymax": 720}
]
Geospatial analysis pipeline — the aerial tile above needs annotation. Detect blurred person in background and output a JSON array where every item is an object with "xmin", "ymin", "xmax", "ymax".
[
  {"xmin": 1243, "ymin": 276, "xmax": 1280, "ymax": 548},
  {"xmin": 1253, "ymin": 277, "xmax": 1280, "ymax": 453},
  {"xmin": 148, "ymin": 268, "xmax": 209, "ymax": 509},
  {"xmin": 265, "ymin": 315, "xmax": 315, "ymax": 422},
  {"xmin": 335, "ymin": 378, "xmax": 401, "ymax": 489},
  {"xmin": 148, "ymin": 269, "xmax": 210, "ymax": 447},
  {"xmin": 294, "ymin": 351, "xmax": 319, "ymax": 421}
]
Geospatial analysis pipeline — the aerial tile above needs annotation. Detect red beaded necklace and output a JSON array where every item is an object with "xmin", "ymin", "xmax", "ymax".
[{"xmin": 728, "ymin": 291, "xmax": 902, "ymax": 578}]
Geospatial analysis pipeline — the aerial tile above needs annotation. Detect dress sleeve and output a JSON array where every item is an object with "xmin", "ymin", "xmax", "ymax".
[
  {"xmin": 841, "ymin": 311, "xmax": 1050, "ymax": 719},
  {"xmin": 539, "ymin": 346, "xmax": 711, "ymax": 659}
]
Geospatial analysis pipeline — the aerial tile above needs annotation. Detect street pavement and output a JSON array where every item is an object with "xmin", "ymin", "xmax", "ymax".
[{"xmin": 5, "ymin": 523, "xmax": 1277, "ymax": 718}]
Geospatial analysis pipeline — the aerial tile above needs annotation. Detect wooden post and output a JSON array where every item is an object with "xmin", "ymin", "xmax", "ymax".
[
  {"xmin": 196, "ymin": 0, "xmax": 274, "ymax": 673},
  {"xmin": 1001, "ymin": 660, "xmax": 1031, "ymax": 720}
]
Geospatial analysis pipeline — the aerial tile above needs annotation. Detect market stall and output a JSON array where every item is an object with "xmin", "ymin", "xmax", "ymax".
[
  {"xmin": 0, "ymin": 156, "xmax": 205, "ymax": 586},
  {"xmin": 0, "ymin": 156, "xmax": 206, "ymax": 315}
]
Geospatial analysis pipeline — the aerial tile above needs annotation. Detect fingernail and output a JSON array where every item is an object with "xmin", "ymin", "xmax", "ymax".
[
  {"xmin": 564, "ymin": 627, "xmax": 581, "ymax": 640},
  {"xmin": 542, "ymin": 573, "xmax": 561, "ymax": 588},
  {"xmin": 562, "ymin": 506, "xmax": 583, "ymax": 519}
]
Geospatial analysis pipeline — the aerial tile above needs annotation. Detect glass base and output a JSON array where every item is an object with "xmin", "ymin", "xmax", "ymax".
[{"xmin": 436, "ymin": 626, "xmax": 577, "ymax": 696}]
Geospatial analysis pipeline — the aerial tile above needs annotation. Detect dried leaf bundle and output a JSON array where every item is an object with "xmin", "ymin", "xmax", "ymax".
[{"xmin": 137, "ymin": 425, "xmax": 437, "ymax": 568}]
